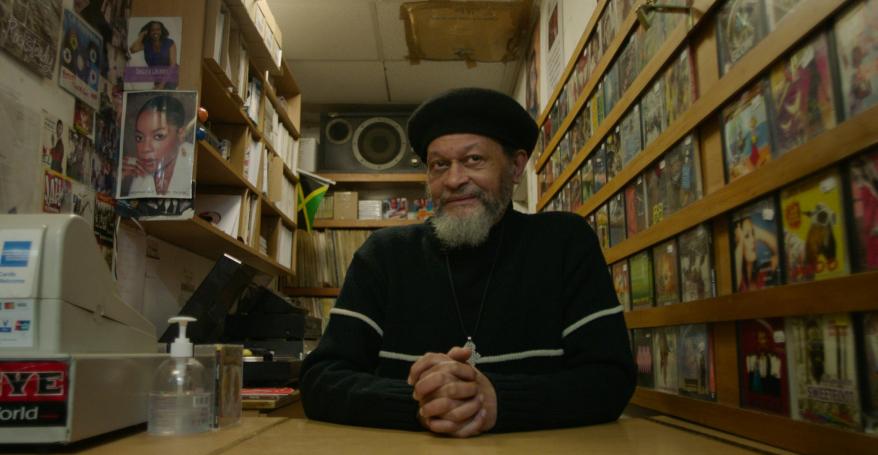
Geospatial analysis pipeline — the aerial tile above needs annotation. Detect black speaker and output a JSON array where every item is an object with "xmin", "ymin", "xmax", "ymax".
[{"xmin": 318, "ymin": 113, "xmax": 425, "ymax": 173}]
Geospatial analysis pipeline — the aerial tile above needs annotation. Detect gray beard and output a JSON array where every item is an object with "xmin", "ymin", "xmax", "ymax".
[{"xmin": 429, "ymin": 173, "xmax": 513, "ymax": 249}]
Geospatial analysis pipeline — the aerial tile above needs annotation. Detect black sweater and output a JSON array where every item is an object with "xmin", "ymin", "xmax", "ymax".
[{"xmin": 300, "ymin": 208, "xmax": 636, "ymax": 432}]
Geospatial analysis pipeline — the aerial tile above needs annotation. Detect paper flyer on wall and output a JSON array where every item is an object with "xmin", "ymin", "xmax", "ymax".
[
  {"xmin": 59, "ymin": 9, "xmax": 103, "ymax": 109},
  {"xmin": 544, "ymin": 0, "xmax": 564, "ymax": 94},
  {"xmin": 124, "ymin": 16, "xmax": 182, "ymax": 90},
  {"xmin": 0, "ymin": 0, "xmax": 62, "ymax": 78}
]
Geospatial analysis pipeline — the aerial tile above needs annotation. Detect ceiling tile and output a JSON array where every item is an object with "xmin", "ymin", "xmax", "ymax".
[
  {"xmin": 288, "ymin": 60, "xmax": 389, "ymax": 104},
  {"xmin": 267, "ymin": 0, "xmax": 380, "ymax": 60},
  {"xmin": 384, "ymin": 60, "xmax": 514, "ymax": 103},
  {"xmin": 375, "ymin": 0, "xmax": 409, "ymax": 60}
]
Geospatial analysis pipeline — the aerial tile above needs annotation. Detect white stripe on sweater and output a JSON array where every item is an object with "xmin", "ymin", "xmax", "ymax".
[
  {"xmin": 377, "ymin": 348, "xmax": 565, "ymax": 365},
  {"xmin": 561, "ymin": 305, "xmax": 624, "ymax": 338},
  {"xmin": 330, "ymin": 308, "xmax": 383, "ymax": 337}
]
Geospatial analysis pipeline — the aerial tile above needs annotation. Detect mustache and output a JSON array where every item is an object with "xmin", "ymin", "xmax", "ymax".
[{"xmin": 439, "ymin": 185, "xmax": 485, "ymax": 205}]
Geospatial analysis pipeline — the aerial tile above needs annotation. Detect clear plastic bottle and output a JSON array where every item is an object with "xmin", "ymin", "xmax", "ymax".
[{"xmin": 148, "ymin": 316, "xmax": 213, "ymax": 435}]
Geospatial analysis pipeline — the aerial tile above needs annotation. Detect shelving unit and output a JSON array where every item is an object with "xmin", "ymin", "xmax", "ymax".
[
  {"xmin": 130, "ymin": 0, "xmax": 300, "ymax": 278},
  {"xmin": 532, "ymin": 0, "xmax": 878, "ymax": 452}
]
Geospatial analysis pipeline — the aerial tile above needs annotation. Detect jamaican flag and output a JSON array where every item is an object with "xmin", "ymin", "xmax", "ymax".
[{"xmin": 297, "ymin": 170, "xmax": 332, "ymax": 232}]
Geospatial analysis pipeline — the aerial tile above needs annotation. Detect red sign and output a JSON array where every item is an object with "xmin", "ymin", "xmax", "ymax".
[{"xmin": 0, "ymin": 362, "xmax": 68, "ymax": 402}]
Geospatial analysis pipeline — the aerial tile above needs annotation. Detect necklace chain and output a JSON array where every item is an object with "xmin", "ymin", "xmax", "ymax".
[{"xmin": 444, "ymin": 222, "xmax": 505, "ymax": 365}]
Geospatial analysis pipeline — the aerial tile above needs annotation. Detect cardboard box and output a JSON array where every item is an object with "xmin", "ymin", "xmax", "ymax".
[
  {"xmin": 334, "ymin": 191, "xmax": 358, "ymax": 220},
  {"xmin": 195, "ymin": 344, "xmax": 244, "ymax": 429}
]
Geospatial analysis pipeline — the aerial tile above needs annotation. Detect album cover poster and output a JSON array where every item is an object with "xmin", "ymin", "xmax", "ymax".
[
  {"xmin": 0, "ymin": 0, "xmax": 62, "ymax": 78},
  {"xmin": 848, "ymin": 149, "xmax": 878, "ymax": 271},
  {"xmin": 679, "ymin": 224, "xmax": 715, "ymax": 302},
  {"xmin": 641, "ymin": 78, "xmax": 667, "ymax": 148},
  {"xmin": 596, "ymin": 81, "xmax": 605, "ymax": 126},
  {"xmin": 526, "ymin": 21, "xmax": 540, "ymax": 119},
  {"xmin": 599, "ymin": 0, "xmax": 619, "ymax": 54},
  {"xmin": 126, "ymin": 17, "xmax": 182, "ymax": 90},
  {"xmin": 633, "ymin": 328, "xmax": 655, "ymax": 387},
  {"xmin": 609, "ymin": 191, "xmax": 626, "ymax": 247},
  {"xmin": 645, "ymin": 163, "xmax": 666, "ymax": 227},
  {"xmin": 59, "ymin": 9, "xmax": 103, "ymax": 109},
  {"xmin": 678, "ymin": 324, "xmax": 715, "ymax": 400},
  {"xmin": 603, "ymin": 61, "xmax": 620, "ymax": 117},
  {"xmin": 66, "ymin": 129, "xmax": 94, "ymax": 185},
  {"xmin": 588, "ymin": 97, "xmax": 600, "ymax": 138},
  {"xmin": 738, "ymin": 318, "xmax": 790, "ymax": 415},
  {"xmin": 580, "ymin": 158, "xmax": 594, "ymax": 202},
  {"xmin": 629, "ymin": 250, "xmax": 654, "ymax": 309},
  {"xmin": 577, "ymin": 107, "xmax": 591, "ymax": 145},
  {"xmin": 765, "ymin": 0, "xmax": 804, "ymax": 29},
  {"xmin": 619, "ymin": 34, "xmax": 640, "ymax": 96},
  {"xmin": 71, "ymin": 181, "xmax": 95, "ymax": 228},
  {"xmin": 587, "ymin": 34, "xmax": 600, "ymax": 78},
  {"xmin": 787, "ymin": 313, "xmax": 862, "ymax": 430},
  {"xmin": 673, "ymin": 134, "xmax": 704, "ymax": 210},
  {"xmin": 596, "ymin": 203, "xmax": 610, "ymax": 250},
  {"xmin": 660, "ymin": 151, "xmax": 683, "ymax": 218},
  {"xmin": 620, "ymin": 104, "xmax": 642, "ymax": 166},
  {"xmin": 722, "ymin": 79, "xmax": 774, "ymax": 182},
  {"xmin": 731, "ymin": 195, "xmax": 782, "ymax": 292},
  {"xmin": 860, "ymin": 312, "xmax": 878, "ymax": 433},
  {"xmin": 570, "ymin": 172, "xmax": 582, "ymax": 212},
  {"xmin": 833, "ymin": 0, "xmax": 878, "ymax": 119},
  {"xmin": 606, "ymin": 127, "xmax": 623, "ymax": 181},
  {"xmin": 593, "ymin": 145, "xmax": 607, "ymax": 193},
  {"xmin": 639, "ymin": 9, "xmax": 666, "ymax": 70},
  {"xmin": 612, "ymin": 260, "xmax": 631, "ymax": 310},
  {"xmin": 653, "ymin": 326, "xmax": 679, "ymax": 393},
  {"xmin": 768, "ymin": 33, "xmax": 837, "ymax": 155},
  {"xmin": 664, "ymin": 46, "xmax": 697, "ymax": 127},
  {"xmin": 559, "ymin": 131, "xmax": 570, "ymax": 167},
  {"xmin": 716, "ymin": 0, "xmax": 768, "ymax": 75},
  {"xmin": 43, "ymin": 169, "xmax": 71, "ymax": 214},
  {"xmin": 653, "ymin": 238, "xmax": 681, "ymax": 306},
  {"xmin": 118, "ymin": 90, "xmax": 197, "ymax": 199},
  {"xmin": 572, "ymin": 45, "xmax": 588, "ymax": 99},
  {"xmin": 625, "ymin": 176, "xmax": 648, "ymax": 237},
  {"xmin": 570, "ymin": 117, "xmax": 584, "ymax": 155},
  {"xmin": 780, "ymin": 168, "xmax": 849, "ymax": 283},
  {"xmin": 73, "ymin": 98, "xmax": 95, "ymax": 138},
  {"xmin": 40, "ymin": 112, "xmax": 67, "ymax": 174}
]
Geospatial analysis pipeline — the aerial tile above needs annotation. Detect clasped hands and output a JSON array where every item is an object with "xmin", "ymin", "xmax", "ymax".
[{"xmin": 406, "ymin": 346, "xmax": 497, "ymax": 438}]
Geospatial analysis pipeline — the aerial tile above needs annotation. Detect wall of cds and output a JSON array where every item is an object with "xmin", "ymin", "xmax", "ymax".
[{"xmin": 533, "ymin": 0, "xmax": 878, "ymax": 451}]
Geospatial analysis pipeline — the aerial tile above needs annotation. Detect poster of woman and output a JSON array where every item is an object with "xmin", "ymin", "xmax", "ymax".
[
  {"xmin": 124, "ymin": 16, "xmax": 180, "ymax": 90},
  {"xmin": 117, "ymin": 90, "xmax": 196, "ymax": 199}
]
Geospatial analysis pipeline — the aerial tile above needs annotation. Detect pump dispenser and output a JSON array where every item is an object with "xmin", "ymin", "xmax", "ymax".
[{"xmin": 148, "ymin": 316, "xmax": 213, "ymax": 435}]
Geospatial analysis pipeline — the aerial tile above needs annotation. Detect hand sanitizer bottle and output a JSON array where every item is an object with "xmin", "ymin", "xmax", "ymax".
[{"xmin": 148, "ymin": 316, "xmax": 213, "ymax": 435}]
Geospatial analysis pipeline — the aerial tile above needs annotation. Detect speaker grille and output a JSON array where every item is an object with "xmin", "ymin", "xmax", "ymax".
[{"xmin": 353, "ymin": 117, "xmax": 407, "ymax": 171}]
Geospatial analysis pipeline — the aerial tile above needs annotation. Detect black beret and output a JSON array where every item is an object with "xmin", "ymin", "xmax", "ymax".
[{"xmin": 407, "ymin": 87, "xmax": 539, "ymax": 162}]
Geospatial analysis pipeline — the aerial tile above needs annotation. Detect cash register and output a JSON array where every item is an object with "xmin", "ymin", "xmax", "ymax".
[{"xmin": 0, "ymin": 214, "xmax": 161, "ymax": 444}]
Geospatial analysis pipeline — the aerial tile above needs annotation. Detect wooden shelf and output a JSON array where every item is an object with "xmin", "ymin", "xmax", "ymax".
[
  {"xmin": 202, "ymin": 57, "xmax": 244, "ymax": 105},
  {"xmin": 539, "ymin": 0, "xmax": 848, "ymax": 212},
  {"xmin": 312, "ymin": 219, "xmax": 422, "ymax": 229},
  {"xmin": 283, "ymin": 287, "xmax": 340, "ymax": 298},
  {"xmin": 631, "ymin": 389, "xmax": 878, "ymax": 454},
  {"xmin": 226, "ymin": 0, "xmax": 281, "ymax": 75},
  {"xmin": 625, "ymin": 271, "xmax": 878, "ymax": 329},
  {"xmin": 602, "ymin": 102, "xmax": 878, "ymax": 264},
  {"xmin": 196, "ymin": 140, "xmax": 257, "ymax": 193},
  {"xmin": 260, "ymin": 196, "xmax": 296, "ymax": 229},
  {"xmin": 140, "ymin": 215, "xmax": 292, "ymax": 277},
  {"xmin": 264, "ymin": 83, "xmax": 301, "ymax": 139},
  {"xmin": 201, "ymin": 60, "xmax": 249, "ymax": 125},
  {"xmin": 320, "ymin": 173, "xmax": 426, "ymax": 183}
]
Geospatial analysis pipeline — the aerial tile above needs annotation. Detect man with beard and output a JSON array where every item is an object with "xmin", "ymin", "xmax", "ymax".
[{"xmin": 300, "ymin": 88, "xmax": 635, "ymax": 437}]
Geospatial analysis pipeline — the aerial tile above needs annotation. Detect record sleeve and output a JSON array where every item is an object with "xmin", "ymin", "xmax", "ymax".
[
  {"xmin": 620, "ymin": 104, "xmax": 642, "ymax": 166},
  {"xmin": 678, "ymin": 324, "xmax": 715, "ymax": 400},
  {"xmin": 619, "ymin": 34, "xmax": 640, "ymax": 96},
  {"xmin": 595, "ymin": 203, "xmax": 610, "ymax": 250},
  {"xmin": 847, "ymin": 149, "xmax": 878, "ymax": 271},
  {"xmin": 538, "ymin": 171, "xmax": 548, "ymax": 198},
  {"xmin": 860, "ymin": 312, "xmax": 878, "ymax": 433},
  {"xmin": 570, "ymin": 170, "xmax": 582, "ymax": 212},
  {"xmin": 731, "ymin": 195, "xmax": 782, "ymax": 292},
  {"xmin": 570, "ymin": 116, "xmax": 584, "ymax": 155},
  {"xmin": 679, "ymin": 224, "xmax": 715, "ymax": 302},
  {"xmin": 722, "ymin": 79, "xmax": 774, "ymax": 182},
  {"xmin": 780, "ymin": 168, "xmax": 849, "ymax": 283},
  {"xmin": 640, "ymin": 9, "xmax": 666, "ymax": 69},
  {"xmin": 653, "ymin": 238, "xmax": 681, "ymax": 306},
  {"xmin": 609, "ymin": 191, "xmax": 626, "ymax": 247},
  {"xmin": 833, "ymin": 0, "xmax": 878, "ymax": 119},
  {"xmin": 629, "ymin": 250, "xmax": 654, "ymax": 309},
  {"xmin": 581, "ymin": 158, "xmax": 594, "ymax": 202},
  {"xmin": 645, "ymin": 163, "xmax": 666, "ymax": 227},
  {"xmin": 603, "ymin": 61, "xmax": 620, "ymax": 118},
  {"xmin": 664, "ymin": 46, "xmax": 697, "ymax": 126},
  {"xmin": 633, "ymin": 328, "xmax": 655, "ymax": 388},
  {"xmin": 738, "ymin": 318, "xmax": 790, "ymax": 415},
  {"xmin": 672, "ymin": 134, "xmax": 704, "ymax": 211},
  {"xmin": 593, "ymin": 145, "xmax": 607, "ymax": 193},
  {"xmin": 559, "ymin": 131, "xmax": 570, "ymax": 167},
  {"xmin": 768, "ymin": 33, "xmax": 837, "ymax": 155},
  {"xmin": 653, "ymin": 326, "xmax": 679, "ymax": 394},
  {"xmin": 586, "ymin": 212, "xmax": 597, "ymax": 233},
  {"xmin": 716, "ymin": 0, "xmax": 769, "ymax": 75},
  {"xmin": 589, "ymin": 94, "xmax": 601, "ymax": 135},
  {"xmin": 625, "ymin": 175, "xmax": 648, "ymax": 237},
  {"xmin": 612, "ymin": 261, "xmax": 631, "ymax": 310},
  {"xmin": 606, "ymin": 127, "xmax": 623, "ymax": 181},
  {"xmin": 578, "ymin": 106, "xmax": 592, "ymax": 144},
  {"xmin": 786, "ymin": 314, "xmax": 861, "ymax": 430},
  {"xmin": 641, "ymin": 78, "xmax": 667, "ymax": 148}
]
